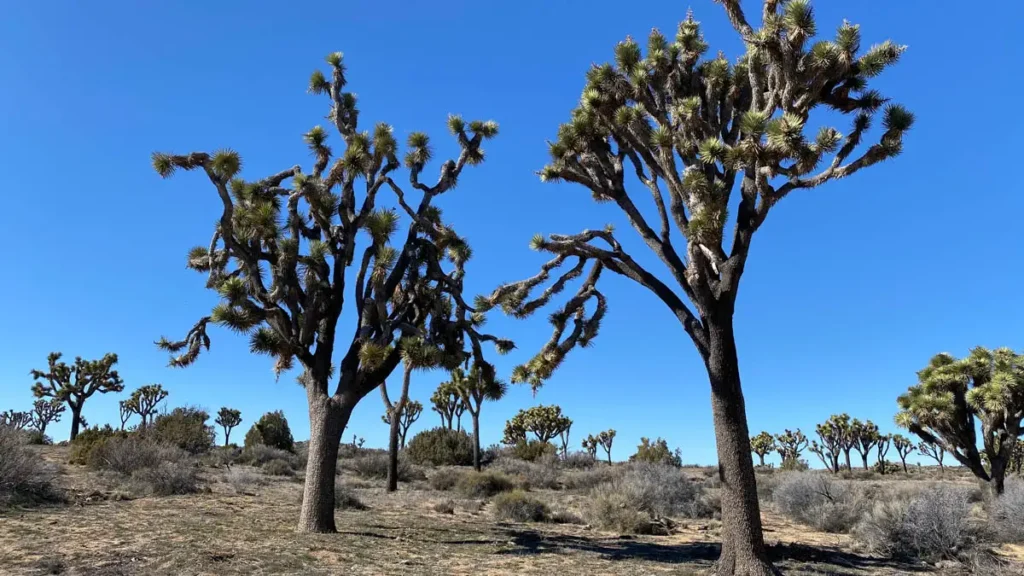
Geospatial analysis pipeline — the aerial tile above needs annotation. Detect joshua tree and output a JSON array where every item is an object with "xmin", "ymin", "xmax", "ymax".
[
  {"xmin": 918, "ymin": 441, "xmax": 945, "ymax": 473},
  {"xmin": 582, "ymin": 435, "xmax": 599, "ymax": 458},
  {"xmin": 453, "ymin": 395, "xmax": 466, "ymax": 432},
  {"xmin": 29, "ymin": 399, "xmax": 64, "ymax": 435},
  {"xmin": 875, "ymin": 433, "xmax": 891, "ymax": 474},
  {"xmin": 1010, "ymin": 439, "xmax": 1024, "ymax": 476},
  {"xmin": 381, "ymin": 399, "xmax": 422, "ymax": 449},
  {"xmin": 774, "ymin": 429, "xmax": 808, "ymax": 466},
  {"xmin": 749, "ymin": 431, "xmax": 775, "ymax": 467},
  {"xmin": 30, "ymin": 352, "xmax": 124, "ymax": 440},
  {"xmin": 813, "ymin": 417, "xmax": 845, "ymax": 473},
  {"xmin": 557, "ymin": 421, "xmax": 573, "ymax": 458},
  {"xmin": 381, "ymin": 339, "xmax": 443, "ymax": 492},
  {"xmin": 215, "ymin": 407, "xmax": 242, "ymax": 446},
  {"xmin": 897, "ymin": 347, "xmax": 1024, "ymax": 495},
  {"xmin": 477, "ymin": 3, "xmax": 910, "ymax": 571},
  {"xmin": 597, "ymin": 429, "xmax": 616, "ymax": 464},
  {"xmin": 452, "ymin": 364, "xmax": 508, "ymax": 471},
  {"xmin": 430, "ymin": 381, "xmax": 463, "ymax": 430},
  {"xmin": 0, "ymin": 410, "xmax": 32, "ymax": 431},
  {"xmin": 502, "ymin": 405, "xmax": 572, "ymax": 447},
  {"xmin": 891, "ymin": 434, "xmax": 915, "ymax": 474},
  {"xmin": 118, "ymin": 400, "xmax": 133, "ymax": 430},
  {"xmin": 851, "ymin": 419, "xmax": 880, "ymax": 470},
  {"xmin": 123, "ymin": 384, "xmax": 169, "ymax": 428},
  {"xmin": 151, "ymin": 52, "xmax": 509, "ymax": 532}
]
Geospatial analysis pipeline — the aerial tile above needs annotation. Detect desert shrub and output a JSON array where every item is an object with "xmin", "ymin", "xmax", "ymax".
[
  {"xmin": 629, "ymin": 438, "xmax": 682, "ymax": 467},
  {"xmin": 779, "ymin": 458, "xmax": 810, "ymax": 472},
  {"xmin": 872, "ymin": 460, "xmax": 901, "ymax": 475},
  {"xmin": 588, "ymin": 491, "xmax": 659, "ymax": 534},
  {"xmin": 493, "ymin": 490, "xmax": 549, "ymax": 522},
  {"xmin": 69, "ymin": 425, "xmax": 127, "ymax": 465},
  {"xmin": 615, "ymin": 462, "xmax": 711, "ymax": 519},
  {"xmin": 0, "ymin": 427, "xmax": 59, "ymax": 506},
  {"xmin": 461, "ymin": 499, "xmax": 484, "ymax": 513},
  {"xmin": 550, "ymin": 509, "xmax": 584, "ymax": 524},
  {"xmin": 262, "ymin": 458, "xmax": 295, "ymax": 477},
  {"xmin": 510, "ymin": 439, "xmax": 557, "ymax": 462},
  {"xmin": 244, "ymin": 411, "xmax": 294, "ymax": 452},
  {"xmin": 334, "ymin": 482, "xmax": 367, "ymax": 510},
  {"xmin": 406, "ymin": 427, "xmax": 474, "ymax": 466},
  {"xmin": 491, "ymin": 455, "xmax": 560, "ymax": 490},
  {"xmin": 990, "ymin": 479, "xmax": 1024, "ymax": 543},
  {"xmin": 433, "ymin": 499, "xmax": 456, "ymax": 514},
  {"xmin": 151, "ymin": 406, "xmax": 216, "ymax": 454},
  {"xmin": 561, "ymin": 451, "xmax": 596, "ymax": 469},
  {"xmin": 773, "ymin": 472, "xmax": 861, "ymax": 533},
  {"xmin": 344, "ymin": 453, "xmax": 421, "ymax": 482},
  {"xmin": 563, "ymin": 465, "xmax": 621, "ymax": 492},
  {"xmin": 855, "ymin": 485, "xmax": 973, "ymax": 561},
  {"xmin": 25, "ymin": 431, "xmax": 52, "ymax": 445},
  {"xmin": 131, "ymin": 462, "xmax": 199, "ymax": 496},
  {"xmin": 224, "ymin": 467, "xmax": 266, "ymax": 493},
  {"xmin": 456, "ymin": 470, "xmax": 515, "ymax": 498},
  {"xmin": 204, "ymin": 445, "xmax": 242, "ymax": 468},
  {"xmin": 240, "ymin": 444, "xmax": 298, "ymax": 468},
  {"xmin": 88, "ymin": 436, "xmax": 187, "ymax": 475},
  {"xmin": 429, "ymin": 468, "xmax": 464, "ymax": 491}
]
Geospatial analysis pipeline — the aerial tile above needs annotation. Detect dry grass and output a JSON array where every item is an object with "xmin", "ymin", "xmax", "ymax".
[{"xmin": 0, "ymin": 446, "xmax": 1020, "ymax": 575}]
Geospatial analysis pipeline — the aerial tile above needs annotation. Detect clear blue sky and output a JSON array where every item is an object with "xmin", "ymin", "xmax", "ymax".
[{"xmin": 1, "ymin": 1, "xmax": 1020, "ymax": 466}]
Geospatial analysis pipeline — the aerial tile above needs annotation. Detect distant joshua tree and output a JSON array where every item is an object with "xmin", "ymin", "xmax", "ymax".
[
  {"xmin": 380, "ymin": 339, "xmax": 443, "ymax": 492},
  {"xmin": 123, "ymin": 384, "xmax": 169, "ymax": 428},
  {"xmin": 0, "ymin": 410, "xmax": 32, "ymax": 431},
  {"xmin": 851, "ymin": 419, "xmax": 881, "ymax": 471},
  {"xmin": 30, "ymin": 352, "xmax": 124, "ymax": 440},
  {"xmin": 891, "ymin": 434, "xmax": 915, "ymax": 474},
  {"xmin": 749, "ymin": 431, "xmax": 775, "ymax": 467},
  {"xmin": 774, "ymin": 429, "xmax": 808, "ymax": 467},
  {"xmin": 452, "ymin": 364, "xmax": 507, "ymax": 471},
  {"xmin": 215, "ymin": 407, "xmax": 242, "ymax": 446},
  {"xmin": 29, "ymin": 399, "xmax": 64, "ymax": 436},
  {"xmin": 918, "ymin": 441, "xmax": 945, "ymax": 473}
]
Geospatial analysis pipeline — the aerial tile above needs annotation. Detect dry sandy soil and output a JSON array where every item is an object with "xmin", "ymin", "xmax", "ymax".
[{"xmin": 1, "ymin": 446, "xmax": 1021, "ymax": 576}]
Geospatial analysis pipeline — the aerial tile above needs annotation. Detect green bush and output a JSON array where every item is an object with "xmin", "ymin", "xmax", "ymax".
[
  {"xmin": 429, "ymin": 468, "xmax": 464, "ymax": 491},
  {"xmin": 406, "ymin": 427, "xmax": 474, "ymax": 466},
  {"xmin": 151, "ymin": 406, "xmax": 216, "ymax": 454},
  {"xmin": 780, "ymin": 457, "xmax": 810, "ymax": 472},
  {"xmin": 244, "ymin": 411, "xmax": 294, "ymax": 452},
  {"xmin": 131, "ymin": 462, "xmax": 199, "ymax": 496},
  {"xmin": 25, "ymin": 431, "xmax": 51, "ymax": 445},
  {"xmin": 628, "ymin": 437, "xmax": 682, "ymax": 467},
  {"xmin": 343, "ymin": 453, "xmax": 421, "ymax": 482},
  {"xmin": 262, "ymin": 458, "xmax": 295, "ymax": 477},
  {"xmin": 88, "ymin": 436, "xmax": 187, "ymax": 475},
  {"xmin": 456, "ymin": 471, "xmax": 515, "ymax": 498},
  {"xmin": 69, "ymin": 425, "xmax": 127, "ymax": 465},
  {"xmin": 240, "ymin": 444, "xmax": 297, "ymax": 468},
  {"xmin": 510, "ymin": 439, "xmax": 557, "ymax": 462},
  {"xmin": 493, "ymin": 490, "xmax": 549, "ymax": 522}
]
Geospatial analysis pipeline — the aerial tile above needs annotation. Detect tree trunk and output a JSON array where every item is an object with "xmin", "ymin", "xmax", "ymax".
[
  {"xmin": 843, "ymin": 450, "xmax": 851, "ymax": 471},
  {"xmin": 861, "ymin": 454, "xmax": 869, "ymax": 470},
  {"xmin": 606, "ymin": 448, "xmax": 612, "ymax": 465},
  {"xmin": 990, "ymin": 456, "xmax": 1007, "ymax": 496},
  {"xmin": 387, "ymin": 412, "xmax": 402, "ymax": 492},
  {"xmin": 705, "ymin": 319, "xmax": 779, "ymax": 576},
  {"xmin": 297, "ymin": 388, "xmax": 348, "ymax": 533},
  {"xmin": 472, "ymin": 411, "xmax": 482, "ymax": 472},
  {"xmin": 900, "ymin": 457, "xmax": 908, "ymax": 474},
  {"xmin": 224, "ymin": 427, "xmax": 231, "ymax": 447},
  {"xmin": 69, "ymin": 405, "xmax": 83, "ymax": 441},
  {"xmin": 757, "ymin": 454, "xmax": 765, "ymax": 467}
]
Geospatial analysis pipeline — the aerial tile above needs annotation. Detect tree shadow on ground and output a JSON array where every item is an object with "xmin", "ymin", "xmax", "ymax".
[{"xmin": 495, "ymin": 529, "xmax": 930, "ymax": 574}]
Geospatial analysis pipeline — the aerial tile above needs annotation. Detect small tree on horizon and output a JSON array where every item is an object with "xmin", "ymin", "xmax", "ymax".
[
  {"xmin": 150, "ymin": 52, "xmax": 509, "ymax": 532},
  {"xmin": 29, "ymin": 399, "xmax": 64, "ymax": 436},
  {"xmin": 749, "ymin": 431, "xmax": 775, "ymax": 467},
  {"xmin": 0, "ymin": 410, "xmax": 32, "ymax": 431},
  {"xmin": 381, "ymin": 399, "xmax": 423, "ymax": 449},
  {"xmin": 918, "ymin": 441, "xmax": 945, "ymax": 473},
  {"xmin": 215, "ymin": 407, "xmax": 242, "ymax": 446},
  {"xmin": 892, "ymin": 434, "xmax": 915, "ymax": 474},
  {"xmin": 476, "ymin": 2, "xmax": 911, "ymax": 571},
  {"xmin": 124, "ymin": 384, "xmax": 169, "ymax": 429},
  {"xmin": 596, "ymin": 429, "xmax": 616, "ymax": 464},
  {"xmin": 502, "ymin": 405, "xmax": 571, "ymax": 447},
  {"xmin": 813, "ymin": 416, "xmax": 846, "ymax": 473},
  {"xmin": 774, "ymin": 429, "xmax": 808, "ymax": 467},
  {"xmin": 897, "ymin": 347, "xmax": 1024, "ymax": 494},
  {"xmin": 850, "ymin": 419, "xmax": 880, "ymax": 471},
  {"xmin": 430, "ymin": 381, "xmax": 463, "ymax": 430},
  {"xmin": 30, "ymin": 352, "xmax": 124, "ymax": 441},
  {"xmin": 875, "ymin": 433, "xmax": 892, "ymax": 474},
  {"xmin": 118, "ymin": 400, "xmax": 133, "ymax": 431}
]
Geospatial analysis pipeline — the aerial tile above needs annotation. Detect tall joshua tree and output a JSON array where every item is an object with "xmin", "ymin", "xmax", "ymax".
[
  {"xmin": 30, "ymin": 352, "xmax": 124, "ymax": 440},
  {"xmin": 381, "ymin": 399, "xmax": 422, "ymax": 449},
  {"xmin": 124, "ymin": 384, "xmax": 169, "ymax": 428},
  {"xmin": 597, "ymin": 429, "xmax": 616, "ymax": 464},
  {"xmin": 0, "ymin": 410, "xmax": 32, "ymax": 431},
  {"xmin": 215, "ymin": 407, "xmax": 242, "ymax": 446},
  {"xmin": 502, "ymin": 405, "xmax": 572, "ymax": 446},
  {"xmin": 118, "ymin": 400, "xmax": 133, "ymax": 430},
  {"xmin": 875, "ymin": 433, "xmax": 891, "ymax": 473},
  {"xmin": 813, "ymin": 416, "xmax": 845, "ymax": 473},
  {"xmin": 897, "ymin": 347, "xmax": 1024, "ymax": 495},
  {"xmin": 851, "ymin": 419, "xmax": 880, "ymax": 470},
  {"xmin": 151, "ymin": 52, "xmax": 510, "ymax": 532},
  {"xmin": 774, "ymin": 429, "xmax": 808, "ymax": 466},
  {"xmin": 29, "ymin": 399, "xmax": 64, "ymax": 436},
  {"xmin": 452, "ymin": 364, "xmax": 508, "ymax": 471},
  {"xmin": 478, "ymin": 3, "xmax": 910, "ymax": 573},
  {"xmin": 381, "ymin": 339, "xmax": 443, "ymax": 492},
  {"xmin": 749, "ymin": 431, "xmax": 775, "ymax": 467}
]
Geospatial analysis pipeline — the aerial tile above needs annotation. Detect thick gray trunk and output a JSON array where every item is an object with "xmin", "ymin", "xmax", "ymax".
[
  {"xmin": 706, "ymin": 318, "xmax": 779, "ymax": 576},
  {"xmin": 387, "ymin": 413, "xmax": 402, "ymax": 492},
  {"xmin": 69, "ymin": 405, "xmax": 82, "ymax": 441},
  {"xmin": 472, "ymin": 412, "xmax": 481, "ymax": 472},
  {"xmin": 297, "ymin": 389, "xmax": 348, "ymax": 533}
]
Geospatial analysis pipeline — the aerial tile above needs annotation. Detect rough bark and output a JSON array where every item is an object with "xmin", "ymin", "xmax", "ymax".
[
  {"xmin": 69, "ymin": 405, "xmax": 83, "ymax": 441},
  {"xmin": 756, "ymin": 454, "xmax": 765, "ymax": 467},
  {"xmin": 706, "ymin": 318, "xmax": 778, "ymax": 576},
  {"xmin": 386, "ymin": 414, "xmax": 402, "ymax": 492},
  {"xmin": 223, "ymin": 428, "xmax": 232, "ymax": 447},
  {"xmin": 297, "ymin": 388, "xmax": 348, "ymax": 533},
  {"xmin": 472, "ymin": 412, "xmax": 482, "ymax": 472},
  {"xmin": 861, "ymin": 454, "xmax": 869, "ymax": 470}
]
